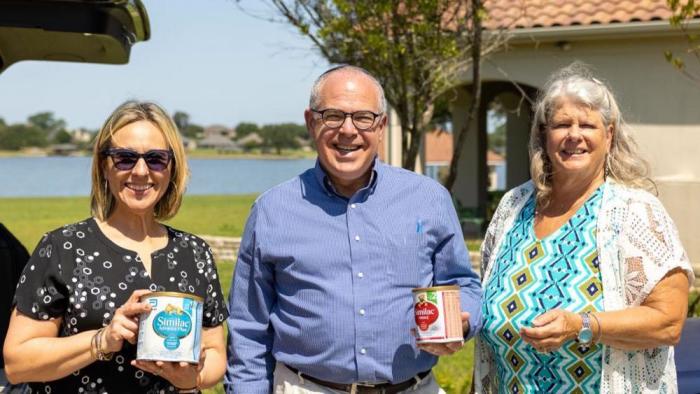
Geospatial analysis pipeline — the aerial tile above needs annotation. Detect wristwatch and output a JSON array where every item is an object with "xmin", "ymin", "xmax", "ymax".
[{"xmin": 577, "ymin": 312, "xmax": 594, "ymax": 349}]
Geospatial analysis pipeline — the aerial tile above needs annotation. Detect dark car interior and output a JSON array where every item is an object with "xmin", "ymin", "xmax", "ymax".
[{"xmin": 0, "ymin": 0, "xmax": 149, "ymax": 74}]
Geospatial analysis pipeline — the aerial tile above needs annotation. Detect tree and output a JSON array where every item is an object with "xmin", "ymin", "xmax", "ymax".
[
  {"xmin": 27, "ymin": 111, "xmax": 66, "ymax": 138},
  {"xmin": 257, "ymin": 0, "xmax": 504, "ymax": 172},
  {"xmin": 173, "ymin": 111, "xmax": 190, "ymax": 131},
  {"xmin": 666, "ymin": 0, "xmax": 700, "ymax": 83},
  {"xmin": 183, "ymin": 124, "xmax": 203, "ymax": 139},
  {"xmin": 488, "ymin": 125, "xmax": 506, "ymax": 157},
  {"xmin": 443, "ymin": 0, "xmax": 485, "ymax": 191},
  {"xmin": 172, "ymin": 111, "xmax": 203, "ymax": 139},
  {"xmin": 487, "ymin": 99, "xmax": 506, "ymax": 155},
  {"xmin": 234, "ymin": 122, "xmax": 260, "ymax": 139},
  {"xmin": 52, "ymin": 129, "xmax": 73, "ymax": 144},
  {"xmin": 259, "ymin": 123, "xmax": 304, "ymax": 154},
  {"xmin": 0, "ymin": 124, "xmax": 47, "ymax": 150}
]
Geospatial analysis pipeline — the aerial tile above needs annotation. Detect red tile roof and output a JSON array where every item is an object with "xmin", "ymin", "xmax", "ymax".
[{"xmin": 485, "ymin": 0, "xmax": 673, "ymax": 29}]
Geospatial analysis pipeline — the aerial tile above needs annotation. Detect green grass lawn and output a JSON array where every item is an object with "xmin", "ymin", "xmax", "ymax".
[{"xmin": 0, "ymin": 194, "xmax": 257, "ymax": 250}]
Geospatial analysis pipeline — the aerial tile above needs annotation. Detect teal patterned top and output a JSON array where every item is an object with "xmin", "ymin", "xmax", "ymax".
[{"xmin": 481, "ymin": 185, "xmax": 605, "ymax": 394}]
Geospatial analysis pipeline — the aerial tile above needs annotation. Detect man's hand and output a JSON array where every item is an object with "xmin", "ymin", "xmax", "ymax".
[{"xmin": 416, "ymin": 312, "xmax": 470, "ymax": 356}]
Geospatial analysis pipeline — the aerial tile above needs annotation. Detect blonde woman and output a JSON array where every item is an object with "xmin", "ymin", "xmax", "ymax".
[
  {"xmin": 475, "ymin": 64, "xmax": 694, "ymax": 393},
  {"xmin": 4, "ymin": 101, "xmax": 227, "ymax": 393}
]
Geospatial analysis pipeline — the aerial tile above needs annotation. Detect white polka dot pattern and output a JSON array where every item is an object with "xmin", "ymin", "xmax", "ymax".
[{"xmin": 15, "ymin": 218, "xmax": 228, "ymax": 393}]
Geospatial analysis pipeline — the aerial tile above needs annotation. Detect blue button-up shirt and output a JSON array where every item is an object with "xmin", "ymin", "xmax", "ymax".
[{"xmin": 226, "ymin": 159, "xmax": 482, "ymax": 394}]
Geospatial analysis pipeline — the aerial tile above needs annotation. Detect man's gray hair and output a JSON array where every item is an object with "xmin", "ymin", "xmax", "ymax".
[{"xmin": 309, "ymin": 65, "xmax": 387, "ymax": 113}]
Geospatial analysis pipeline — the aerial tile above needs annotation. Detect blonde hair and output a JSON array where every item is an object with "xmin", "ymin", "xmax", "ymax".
[
  {"xmin": 90, "ymin": 100, "xmax": 189, "ymax": 221},
  {"xmin": 529, "ymin": 63, "xmax": 654, "ymax": 209}
]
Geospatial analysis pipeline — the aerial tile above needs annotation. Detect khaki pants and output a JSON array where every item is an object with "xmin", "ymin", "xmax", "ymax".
[{"xmin": 273, "ymin": 363, "xmax": 446, "ymax": 394}]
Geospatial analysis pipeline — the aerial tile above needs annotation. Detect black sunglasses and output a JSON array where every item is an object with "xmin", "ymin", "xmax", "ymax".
[{"xmin": 102, "ymin": 148, "xmax": 174, "ymax": 172}]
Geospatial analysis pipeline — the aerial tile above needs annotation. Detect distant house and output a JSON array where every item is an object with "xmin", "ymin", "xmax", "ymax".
[
  {"xmin": 203, "ymin": 125, "xmax": 236, "ymax": 140},
  {"xmin": 181, "ymin": 137, "xmax": 197, "ymax": 151},
  {"xmin": 487, "ymin": 150, "xmax": 505, "ymax": 191},
  {"xmin": 295, "ymin": 136, "xmax": 313, "ymax": 152},
  {"xmin": 70, "ymin": 128, "xmax": 93, "ymax": 143},
  {"xmin": 197, "ymin": 124, "xmax": 239, "ymax": 151},
  {"xmin": 237, "ymin": 132, "xmax": 263, "ymax": 151},
  {"xmin": 50, "ymin": 143, "xmax": 80, "ymax": 156},
  {"xmin": 197, "ymin": 134, "xmax": 240, "ymax": 151},
  {"xmin": 424, "ymin": 129, "xmax": 505, "ymax": 190}
]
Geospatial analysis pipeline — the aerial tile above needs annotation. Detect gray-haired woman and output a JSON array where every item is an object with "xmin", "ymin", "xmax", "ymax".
[{"xmin": 474, "ymin": 63, "xmax": 694, "ymax": 393}]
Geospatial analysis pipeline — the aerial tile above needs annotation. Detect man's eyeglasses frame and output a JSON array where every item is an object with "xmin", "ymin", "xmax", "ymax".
[{"xmin": 311, "ymin": 108, "xmax": 383, "ymax": 131}]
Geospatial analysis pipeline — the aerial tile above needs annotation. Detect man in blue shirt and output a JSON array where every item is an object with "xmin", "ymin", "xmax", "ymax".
[{"xmin": 226, "ymin": 65, "xmax": 482, "ymax": 394}]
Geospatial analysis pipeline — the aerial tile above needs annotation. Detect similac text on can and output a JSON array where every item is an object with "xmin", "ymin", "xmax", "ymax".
[
  {"xmin": 137, "ymin": 292, "xmax": 203, "ymax": 363},
  {"xmin": 412, "ymin": 285, "xmax": 463, "ymax": 344}
]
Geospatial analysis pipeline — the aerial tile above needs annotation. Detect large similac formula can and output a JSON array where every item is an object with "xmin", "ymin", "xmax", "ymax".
[
  {"xmin": 137, "ymin": 292, "xmax": 203, "ymax": 363},
  {"xmin": 412, "ymin": 285, "xmax": 463, "ymax": 344}
]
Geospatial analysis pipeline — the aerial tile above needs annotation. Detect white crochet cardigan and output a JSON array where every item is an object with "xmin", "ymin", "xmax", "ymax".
[{"xmin": 474, "ymin": 180, "xmax": 694, "ymax": 394}]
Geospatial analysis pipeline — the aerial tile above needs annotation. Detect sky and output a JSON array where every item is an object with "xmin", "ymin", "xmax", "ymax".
[{"xmin": 0, "ymin": 0, "xmax": 329, "ymax": 130}]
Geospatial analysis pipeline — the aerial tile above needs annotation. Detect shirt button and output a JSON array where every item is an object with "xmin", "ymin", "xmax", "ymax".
[
  {"xmin": 357, "ymin": 272, "xmax": 364, "ymax": 278},
  {"xmin": 351, "ymin": 203, "xmax": 356, "ymax": 209},
  {"xmin": 354, "ymin": 235, "xmax": 360, "ymax": 241},
  {"xmin": 360, "ymin": 348, "xmax": 367, "ymax": 355},
  {"xmin": 359, "ymin": 309, "xmax": 366, "ymax": 316}
]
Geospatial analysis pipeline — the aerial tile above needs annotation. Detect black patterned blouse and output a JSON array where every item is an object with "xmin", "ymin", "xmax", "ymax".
[{"xmin": 13, "ymin": 218, "xmax": 229, "ymax": 394}]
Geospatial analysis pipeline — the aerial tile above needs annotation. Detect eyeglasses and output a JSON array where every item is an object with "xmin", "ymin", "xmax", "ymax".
[
  {"xmin": 102, "ymin": 148, "xmax": 173, "ymax": 172},
  {"xmin": 311, "ymin": 108, "xmax": 382, "ymax": 131}
]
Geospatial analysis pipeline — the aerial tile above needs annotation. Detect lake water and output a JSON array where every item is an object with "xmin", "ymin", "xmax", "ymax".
[{"xmin": 0, "ymin": 156, "xmax": 316, "ymax": 197}]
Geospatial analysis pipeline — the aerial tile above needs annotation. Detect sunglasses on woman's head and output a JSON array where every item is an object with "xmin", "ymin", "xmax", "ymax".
[{"xmin": 102, "ymin": 148, "xmax": 174, "ymax": 171}]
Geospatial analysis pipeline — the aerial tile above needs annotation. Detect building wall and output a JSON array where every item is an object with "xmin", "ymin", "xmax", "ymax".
[
  {"xmin": 482, "ymin": 36, "xmax": 700, "ymax": 125},
  {"xmin": 477, "ymin": 34, "xmax": 700, "ymax": 281}
]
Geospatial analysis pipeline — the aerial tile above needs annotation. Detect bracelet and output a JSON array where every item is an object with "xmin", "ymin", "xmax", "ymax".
[
  {"xmin": 90, "ymin": 329, "xmax": 98, "ymax": 360},
  {"xmin": 590, "ymin": 312, "xmax": 602, "ymax": 343},
  {"xmin": 92, "ymin": 328, "xmax": 114, "ymax": 361}
]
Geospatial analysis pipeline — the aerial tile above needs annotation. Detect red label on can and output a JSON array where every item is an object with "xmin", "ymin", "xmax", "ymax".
[{"xmin": 414, "ymin": 300, "xmax": 439, "ymax": 331}]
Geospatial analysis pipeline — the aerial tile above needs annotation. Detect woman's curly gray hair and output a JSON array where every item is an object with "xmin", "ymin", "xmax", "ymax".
[{"xmin": 529, "ymin": 62, "xmax": 655, "ymax": 209}]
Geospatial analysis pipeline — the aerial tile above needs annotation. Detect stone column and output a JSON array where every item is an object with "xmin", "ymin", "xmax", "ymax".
[
  {"xmin": 500, "ymin": 92, "xmax": 532, "ymax": 189},
  {"xmin": 450, "ymin": 86, "xmax": 488, "ymax": 216},
  {"xmin": 383, "ymin": 108, "xmax": 403, "ymax": 168}
]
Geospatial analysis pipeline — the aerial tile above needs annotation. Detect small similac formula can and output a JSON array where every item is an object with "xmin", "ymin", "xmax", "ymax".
[
  {"xmin": 137, "ymin": 292, "xmax": 203, "ymax": 363},
  {"xmin": 412, "ymin": 285, "xmax": 463, "ymax": 344}
]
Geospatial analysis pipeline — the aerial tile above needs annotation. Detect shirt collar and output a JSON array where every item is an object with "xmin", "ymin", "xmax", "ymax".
[{"xmin": 313, "ymin": 156, "xmax": 382, "ymax": 199}]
